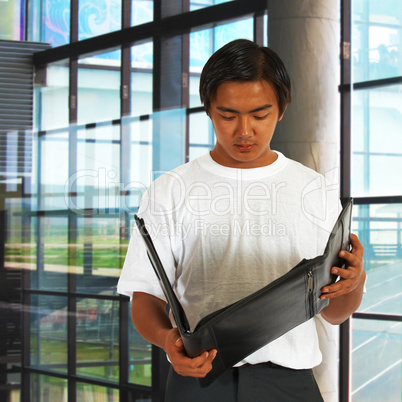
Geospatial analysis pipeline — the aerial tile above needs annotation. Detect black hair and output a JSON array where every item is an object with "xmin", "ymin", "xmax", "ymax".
[{"xmin": 199, "ymin": 39, "xmax": 291, "ymax": 116}]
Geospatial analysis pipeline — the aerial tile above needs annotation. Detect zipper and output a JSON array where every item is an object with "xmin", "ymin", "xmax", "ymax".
[{"xmin": 308, "ymin": 270, "xmax": 314, "ymax": 317}]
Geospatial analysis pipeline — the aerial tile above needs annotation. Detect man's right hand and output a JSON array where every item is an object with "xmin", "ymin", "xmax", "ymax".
[
  {"xmin": 131, "ymin": 292, "xmax": 217, "ymax": 378},
  {"xmin": 164, "ymin": 328, "xmax": 217, "ymax": 378}
]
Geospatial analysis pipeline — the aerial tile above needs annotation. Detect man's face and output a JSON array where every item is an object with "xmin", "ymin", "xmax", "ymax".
[{"xmin": 209, "ymin": 80, "xmax": 286, "ymax": 169}]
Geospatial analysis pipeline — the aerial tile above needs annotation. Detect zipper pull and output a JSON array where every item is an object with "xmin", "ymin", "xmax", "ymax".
[{"xmin": 308, "ymin": 270, "xmax": 314, "ymax": 293}]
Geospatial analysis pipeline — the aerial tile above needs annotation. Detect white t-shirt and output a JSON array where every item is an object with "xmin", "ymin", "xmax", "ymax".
[{"xmin": 118, "ymin": 151, "xmax": 340, "ymax": 369}]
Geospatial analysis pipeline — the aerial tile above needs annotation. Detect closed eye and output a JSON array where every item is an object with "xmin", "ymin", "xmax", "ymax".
[
  {"xmin": 254, "ymin": 113, "xmax": 269, "ymax": 120},
  {"xmin": 220, "ymin": 115, "xmax": 236, "ymax": 121}
]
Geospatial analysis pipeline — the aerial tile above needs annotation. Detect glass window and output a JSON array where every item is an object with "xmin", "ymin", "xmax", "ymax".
[
  {"xmin": 352, "ymin": 0, "xmax": 402, "ymax": 82},
  {"xmin": 152, "ymin": 109, "xmax": 186, "ymax": 173},
  {"xmin": 131, "ymin": 0, "xmax": 153, "ymax": 26},
  {"xmin": 189, "ymin": 17, "xmax": 254, "ymax": 107},
  {"xmin": 39, "ymin": 132, "xmax": 69, "ymax": 211},
  {"xmin": 76, "ymin": 382, "xmax": 119, "ymax": 400},
  {"xmin": 31, "ymin": 374, "xmax": 68, "ymax": 401},
  {"xmin": 78, "ymin": 50, "xmax": 121, "ymax": 125},
  {"xmin": 4, "ymin": 196, "xmax": 36, "ymax": 274},
  {"xmin": 75, "ymin": 216, "xmax": 122, "ymax": 292},
  {"xmin": 352, "ymin": 203, "xmax": 402, "ymax": 316},
  {"xmin": 129, "ymin": 312, "xmax": 152, "ymax": 386},
  {"xmin": 188, "ymin": 111, "xmax": 214, "ymax": 161},
  {"xmin": 351, "ymin": 318, "xmax": 401, "ymax": 401},
  {"xmin": 351, "ymin": 85, "xmax": 402, "ymax": 197},
  {"xmin": 76, "ymin": 298, "xmax": 119, "ymax": 382},
  {"xmin": 131, "ymin": 41, "xmax": 153, "ymax": 117},
  {"xmin": 37, "ymin": 62, "xmax": 70, "ymax": 131},
  {"xmin": 73, "ymin": 125, "xmax": 120, "ymax": 212},
  {"xmin": 78, "ymin": 0, "xmax": 121, "ymax": 41},
  {"xmin": 124, "ymin": 115, "xmax": 153, "ymax": 190},
  {"xmin": 31, "ymin": 295, "xmax": 68, "ymax": 374},
  {"xmin": 31, "ymin": 216, "xmax": 69, "ymax": 291},
  {"xmin": 33, "ymin": 0, "xmax": 71, "ymax": 46},
  {"xmin": 0, "ymin": 0, "xmax": 24, "ymax": 40},
  {"xmin": 190, "ymin": 0, "xmax": 234, "ymax": 12}
]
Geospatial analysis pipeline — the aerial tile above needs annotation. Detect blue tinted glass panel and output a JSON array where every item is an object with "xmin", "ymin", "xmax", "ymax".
[
  {"xmin": 131, "ymin": 42, "xmax": 153, "ymax": 117},
  {"xmin": 39, "ymin": 132, "xmax": 69, "ymax": 211},
  {"xmin": 38, "ymin": 62, "xmax": 70, "ymax": 131},
  {"xmin": 190, "ymin": 0, "xmax": 233, "ymax": 12},
  {"xmin": 352, "ymin": 318, "xmax": 401, "ymax": 401},
  {"xmin": 131, "ymin": 0, "xmax": 153, "ymax": 25},
  {"xmin": 189, "ymin": 17, "xmax": 254, "ymax": 107},
  {"xmin": 78, "ymin": 0, "xmax": 121, "ymax": 40},
  {"xmin": 78, "ymin": 50, "xmax": 121, "ymax": 125},
  {"xmin": 188, "ymin": 111, "xmax": 214, "ymax": 161},
  {"xmin": 74, "ymin": 130, "xmax": 120, "ymax": 211},
  {"xmin": 352, "ymin": 203, "xmax": 402, "ymax": 316},
  {"xmin": 352, "ymin": 0, "xmax": 402, "ymax": 82},
  {"xmin": 41, "ymin": 0, "xmax": 71, "ymax": 46},
  {"xmin": 351, "ymin": 85, "xmax": 402, "ymax": 196}
]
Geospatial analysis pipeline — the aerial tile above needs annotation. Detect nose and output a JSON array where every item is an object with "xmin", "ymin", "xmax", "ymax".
[{"xmin": 237, "ymin": 116, "xmax": 252, "ymax": 137}]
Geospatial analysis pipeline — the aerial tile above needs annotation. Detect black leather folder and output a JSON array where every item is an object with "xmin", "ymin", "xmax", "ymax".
[{"xmin": 135, "ymin": 198, "xmax": 353, "ymax": 387}]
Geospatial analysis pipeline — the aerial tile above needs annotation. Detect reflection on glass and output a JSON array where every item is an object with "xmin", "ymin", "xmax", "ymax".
[
  {"xmin": 31, "ymin": 216, "xmax": 69, "ymax": 290},
  {"xmin": 189, "ymin": 17, "xmax": 254, "ymax": 107},
  {"xmin": 75, "ymin": 216, "xmax": 122, "ymax": 292},
  {"xmin": 31, "ymin": 374, "xmax": 68, "ymax": 401},
  {"xmin": 76, "ymin": 299, "xmax": 119, "ymax": 382},
  {"xmin": 78, "ymin": 0, "xmax": 121, "ymax": 41},
  {"xmin": 4, "ymin": 195, "xmax": 36, "ymax": 274},
  {"xmin": 129, "ymin": 314, "xmax": 152, "ymax": 386},
  {"xmin": 77, "ymin": 382, "xmax": 119, "ymax": 401},
  {"xmin": 352, "ymin": 204, "xmax": 402, "ymax": 316},
  {"xmin": 78, "ymin": 50, "xmax": 121, "ymax": 125},
  {"xmin": 352, "ymin": 318, "xmax": 401, "ymax": 401},
  {"xmin": 31, "ymin": 295, "xmax": 68, "ymax": 373},
  {"xmin": 37, "ymin": 62, "xmax": 70, "ymax": 131},
  {"xmin": 351, "ymin": 85, "xmax": 402, "ymax": 196},
  {"xmin": 352, "ymin": 0, "xmax": 402, "ymax": 82},
  {"xmin": 131, "ymin": 42, "xmax": 153, "ymax": 117}
]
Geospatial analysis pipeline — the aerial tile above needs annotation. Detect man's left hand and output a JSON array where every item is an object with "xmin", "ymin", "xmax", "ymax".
[{"xmin": 320, "ymin": 233, "xmax": 365, "ymax": 300}]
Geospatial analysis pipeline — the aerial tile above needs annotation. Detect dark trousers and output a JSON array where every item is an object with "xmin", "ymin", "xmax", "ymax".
[{"xmin": 165, "ymin": 362, "xmax": 324, "ymax": 402}]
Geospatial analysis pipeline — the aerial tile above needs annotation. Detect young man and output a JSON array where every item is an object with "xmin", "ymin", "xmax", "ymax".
[{"xmin": 118, "ymin": 39, "xmax": 365, "ymax": 401}]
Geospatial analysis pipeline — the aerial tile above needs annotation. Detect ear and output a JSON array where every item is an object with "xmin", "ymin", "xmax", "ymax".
[{"xmin": 278, "ymin": 103, "xmax": 288, "ymax": 121}]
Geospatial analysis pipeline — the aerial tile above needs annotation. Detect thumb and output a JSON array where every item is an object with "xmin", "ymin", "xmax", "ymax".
[{"xmin": 175, "ymin": 337, "xmax": 183, "ymax": 348}]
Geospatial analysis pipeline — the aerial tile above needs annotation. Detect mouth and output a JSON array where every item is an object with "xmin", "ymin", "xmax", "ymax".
[{"xmin": 235, "ymin": 143, "xmax": 255, "ymax": 152}]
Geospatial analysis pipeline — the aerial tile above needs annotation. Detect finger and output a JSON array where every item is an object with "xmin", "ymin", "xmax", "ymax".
[
  {"xmin": 338, "ymin": 250, "xmax": 361, "ymax": 269},
  {"xmin": 322, "ymin": 280, "xmax": 348, "ymax": 295},
  {"xmin": 173, "ymin": 350, "xmax": 216, "ymax": 377},
  {"xmin": 206, "ymin": 349, "xmax": 218, "ymax": 365},
  {"xmin": 331, "ymin": 266, "xmax": 354, "ymax": 279},
  {"xmin": 175, "ymin": 337, "xmax": 184, "ymax": 348},
  {"xmin": 350, "ymin": 233, "xmax": 364, "ymax": 258},
  {"xmin": 320, "ymin": 287, "xmax": 350, "ymax": 299},
  {"xmin": 173, "ymin": 348, "xmax": 209, "ymax": 368}
]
